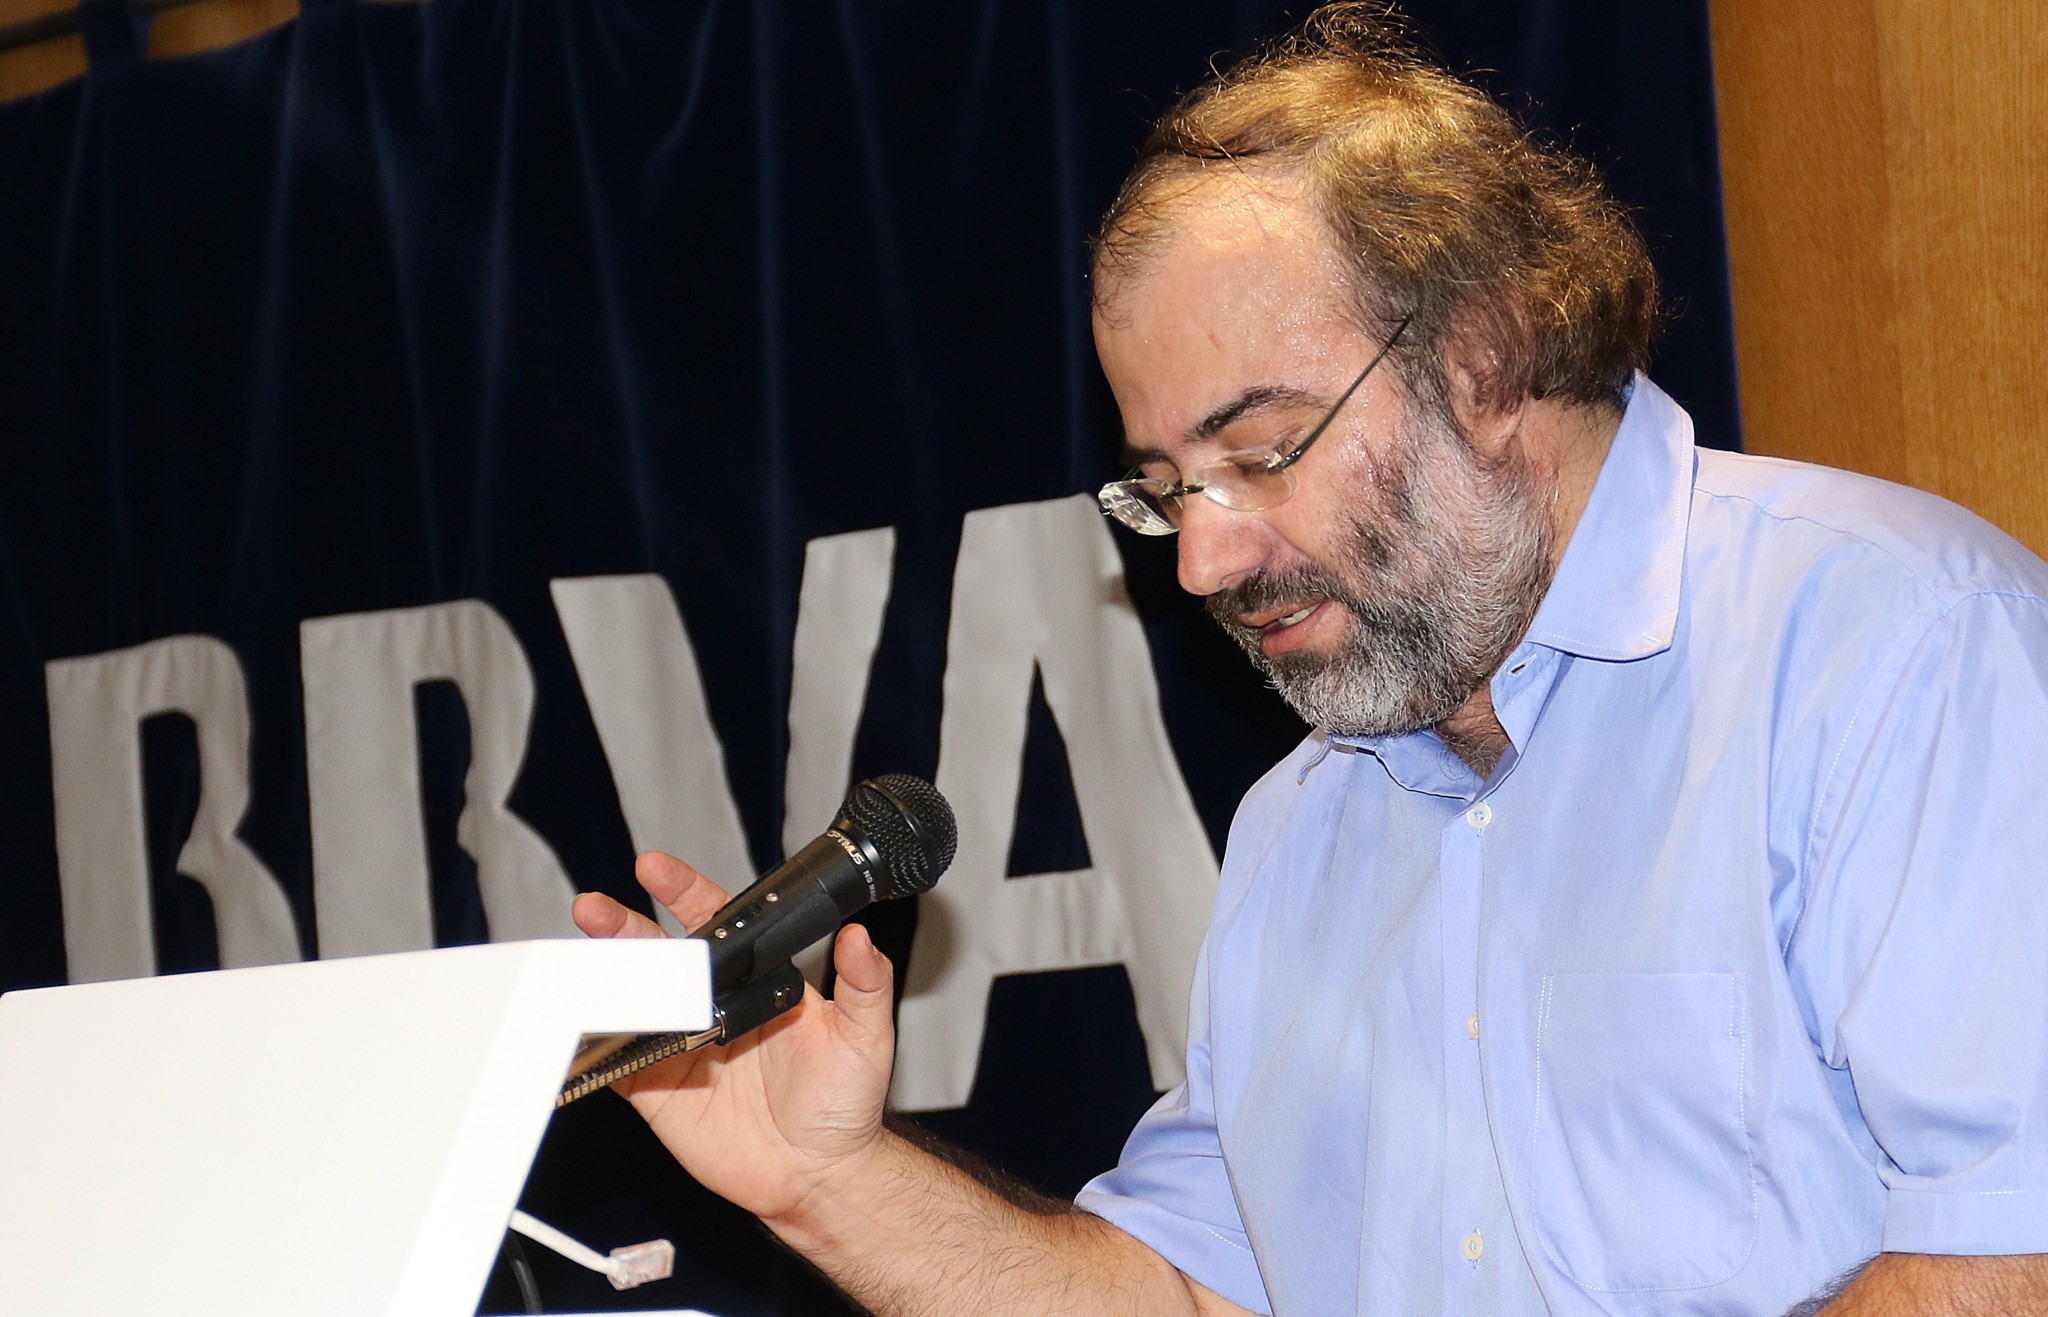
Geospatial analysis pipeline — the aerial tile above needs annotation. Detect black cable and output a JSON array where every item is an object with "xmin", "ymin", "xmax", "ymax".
[{"xmin": 496, "ymin": 1232, "xmax": 543, "ymax": 1316}]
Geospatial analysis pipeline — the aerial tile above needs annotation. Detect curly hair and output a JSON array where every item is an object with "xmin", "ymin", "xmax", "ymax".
[{"xmin": 1093, "ymin": 3, "xmax": 1659, "ymax": 420}]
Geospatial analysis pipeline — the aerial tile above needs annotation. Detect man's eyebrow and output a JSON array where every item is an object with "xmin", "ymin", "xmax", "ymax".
[
  {"xmin": 1117, "ymin": 383, "xmax": 1327, "ymax": 470},
  {"xmin": 1190, "ymin": 383, "xmax": 1324, "ymax": 441}
]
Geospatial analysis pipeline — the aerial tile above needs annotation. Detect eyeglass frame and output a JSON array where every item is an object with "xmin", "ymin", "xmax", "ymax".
[{"xmin": 1096, "ymin": 313, "xmax": 1412, "ymax": 536}]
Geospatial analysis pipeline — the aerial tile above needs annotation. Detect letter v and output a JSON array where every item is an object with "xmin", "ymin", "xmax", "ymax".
[{"xmin": 552, "ymin": 528, "xmax": 896, "ymax": 945}]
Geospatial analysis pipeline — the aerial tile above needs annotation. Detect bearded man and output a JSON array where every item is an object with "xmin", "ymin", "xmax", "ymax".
[{"xmin": 573, "ymin": 7, "xmax": 2048, "ymax": 1313}]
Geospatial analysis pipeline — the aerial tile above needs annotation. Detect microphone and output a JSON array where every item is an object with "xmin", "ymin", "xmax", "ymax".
[
  {"xmin": 694, "ymin": 773, "xmax": 956, "ymax": 994},
  {"xmin": 558, "ymin": 774, "xmax": 956, "ymax": 1107}
]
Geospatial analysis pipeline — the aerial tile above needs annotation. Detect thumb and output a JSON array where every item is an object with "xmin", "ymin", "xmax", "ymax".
[{"xmin": 830, "ymin": 922, "xmax": 896, "ymax": 1049}]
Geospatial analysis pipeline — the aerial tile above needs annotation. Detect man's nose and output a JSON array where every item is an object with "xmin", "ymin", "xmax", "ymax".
[{"xmin": 1175, "ymin": 497, "xmax": 1269, "ymax": 597}]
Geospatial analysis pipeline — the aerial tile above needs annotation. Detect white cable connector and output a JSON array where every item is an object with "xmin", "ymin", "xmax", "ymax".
[{"xmin": 507, "ymin": 1209, "xmax": 676, "ymax": 1290}]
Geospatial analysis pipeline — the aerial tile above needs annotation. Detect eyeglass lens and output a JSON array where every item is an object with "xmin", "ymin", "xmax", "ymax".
[{"xmin": 1103, "ymin": 454, "xmax": 1296, "ymax": 533}]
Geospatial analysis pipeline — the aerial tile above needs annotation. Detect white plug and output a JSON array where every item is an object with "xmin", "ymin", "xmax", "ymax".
[{"xmin": 507, "ymin": 1209, "xmax": 677, "ymax": 1291}]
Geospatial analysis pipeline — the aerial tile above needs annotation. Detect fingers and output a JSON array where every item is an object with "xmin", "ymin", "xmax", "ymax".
[
  {"xmin": 827, "ymin": 922, "xmax": 897, "ymax": 1050},
  {"xmin": 572, "ymin": 890, "xmax": 669, "ymax": 940},
  {"xmin": 636, "ymin": 851, "xmax": 735, "ymax": 932},
  {"xmin": 573, "ymin": 853, "xmax": 737, "ymax": 945}
]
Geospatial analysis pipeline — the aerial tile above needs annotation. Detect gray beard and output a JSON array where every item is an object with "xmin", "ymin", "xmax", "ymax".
[{"xmin": 1206, "ymin": 414, "xmax": 1556, "ymax": 739}]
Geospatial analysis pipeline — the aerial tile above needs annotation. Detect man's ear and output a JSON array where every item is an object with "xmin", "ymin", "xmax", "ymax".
[{"xmin": 1442, "ymin": 340, "xmax": 1528, "ymax": 458}]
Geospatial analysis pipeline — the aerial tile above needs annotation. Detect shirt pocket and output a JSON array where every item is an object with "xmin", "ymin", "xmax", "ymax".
[{"xmin": 1530, "ymin": 972, "xmax": 1757, "ymax": 1293}]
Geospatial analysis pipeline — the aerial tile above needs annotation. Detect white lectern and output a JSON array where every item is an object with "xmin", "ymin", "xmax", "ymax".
[{"xmin": 0, "ymin": 939, "xmax": 714, "ymax": 1315}]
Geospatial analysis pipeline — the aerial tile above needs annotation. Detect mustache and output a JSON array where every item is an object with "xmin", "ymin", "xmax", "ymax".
[{"xmin": 1203, "ymin": 562, "xmax": 1363, "ymax": 634}]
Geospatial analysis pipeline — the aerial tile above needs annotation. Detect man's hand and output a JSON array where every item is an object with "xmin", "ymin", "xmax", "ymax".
[
  {"xmin": 572, "ymin": 853, "xmax": 1254, "ymax": 1316},
  {"xmin": 570, "ymin": 852, "xmax": 897, "ymax": 1229}
]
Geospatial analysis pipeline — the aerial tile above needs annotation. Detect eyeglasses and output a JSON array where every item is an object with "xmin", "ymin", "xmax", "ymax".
[{"xmin": 1097, "ymin": 315, "xmax": 1411, "ymax": 536}]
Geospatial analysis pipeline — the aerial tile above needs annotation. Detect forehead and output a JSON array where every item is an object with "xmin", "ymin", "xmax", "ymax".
[{"xmin": 1093, "ymin": 174, "xmax": 1364, "ymax": 447}]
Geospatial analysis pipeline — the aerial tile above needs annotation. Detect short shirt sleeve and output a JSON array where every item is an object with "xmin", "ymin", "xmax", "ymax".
[
  {"xmin": 1790, "ymin": 590, "xmax": 2048, "ymax": 1252},
  {"xmin": 1075, "ymin": 943, "xmax": 1272, "ymax": 1313}
]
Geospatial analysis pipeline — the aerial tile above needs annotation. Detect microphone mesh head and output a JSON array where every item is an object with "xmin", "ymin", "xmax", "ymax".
[{"xmin": 841, "ymin": 774, "xmax": 957, "ymax": 899}]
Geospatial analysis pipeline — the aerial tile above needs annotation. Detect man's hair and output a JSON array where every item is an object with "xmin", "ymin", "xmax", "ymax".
[{"xmin": 1093, "ymin": 2, "xmax": 1658, "ymax": 420}]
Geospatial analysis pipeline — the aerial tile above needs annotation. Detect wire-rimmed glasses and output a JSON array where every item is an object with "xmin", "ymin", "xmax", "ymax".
[{"xmin": 1097, "ymin": 315, "xmax": 1410, "ymax": 536}]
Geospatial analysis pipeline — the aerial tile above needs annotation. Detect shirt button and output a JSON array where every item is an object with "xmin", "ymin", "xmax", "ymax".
[
  {"xmin": 1466, "ymin": 1014, "xmax": 1481, "ymax": 1040},
  {"xmin": 1462, "ymin": 1231, "xmax": 1485, "ymax": 1262},
  {"xmin": 1466, "ymin": 802, "xmax": 1492, "ymax": 829}
]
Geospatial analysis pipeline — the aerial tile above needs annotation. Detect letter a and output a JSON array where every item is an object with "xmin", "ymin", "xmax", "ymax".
[{"xmin": 893, "ymin": 495, "xmax": 1217, "ymax": 1111}]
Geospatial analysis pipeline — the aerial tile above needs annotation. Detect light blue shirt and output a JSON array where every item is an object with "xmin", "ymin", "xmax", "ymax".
[{"xmin": 1077, "ymin": 377, "xmax": 2048, "ymax": 1315}]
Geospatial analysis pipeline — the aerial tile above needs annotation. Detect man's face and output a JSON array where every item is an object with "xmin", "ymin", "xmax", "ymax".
[{"xmin": 1093, "ymin": 178, "xmax": 1556, "ymax": 737}]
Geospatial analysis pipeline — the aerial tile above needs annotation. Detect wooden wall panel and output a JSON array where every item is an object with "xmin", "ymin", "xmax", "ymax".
[
  {"xmin": 147, "ymin": 0, "xmax": 296, "ymax": 58},
  {"xmin": 0, "ymin": 0, "xmax": 85, "ymax": 100},
  {"xmin": 0, "ymin": 0, "xmax": 298, "ymax": 103},
  {"xmin": 1712, "ymin": 0, "xmax": 2048, "ymax": 555}
]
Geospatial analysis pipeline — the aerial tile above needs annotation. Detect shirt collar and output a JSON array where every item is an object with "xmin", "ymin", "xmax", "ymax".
[{"xmin": 1518, "ymin": 372, "xmax": 1693, "ymax": 662}]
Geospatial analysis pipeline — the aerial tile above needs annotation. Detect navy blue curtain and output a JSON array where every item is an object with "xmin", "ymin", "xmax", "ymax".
[{"xmin": 0, "ymin": 1, "xmax": 1734, "ymax": 1311}]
